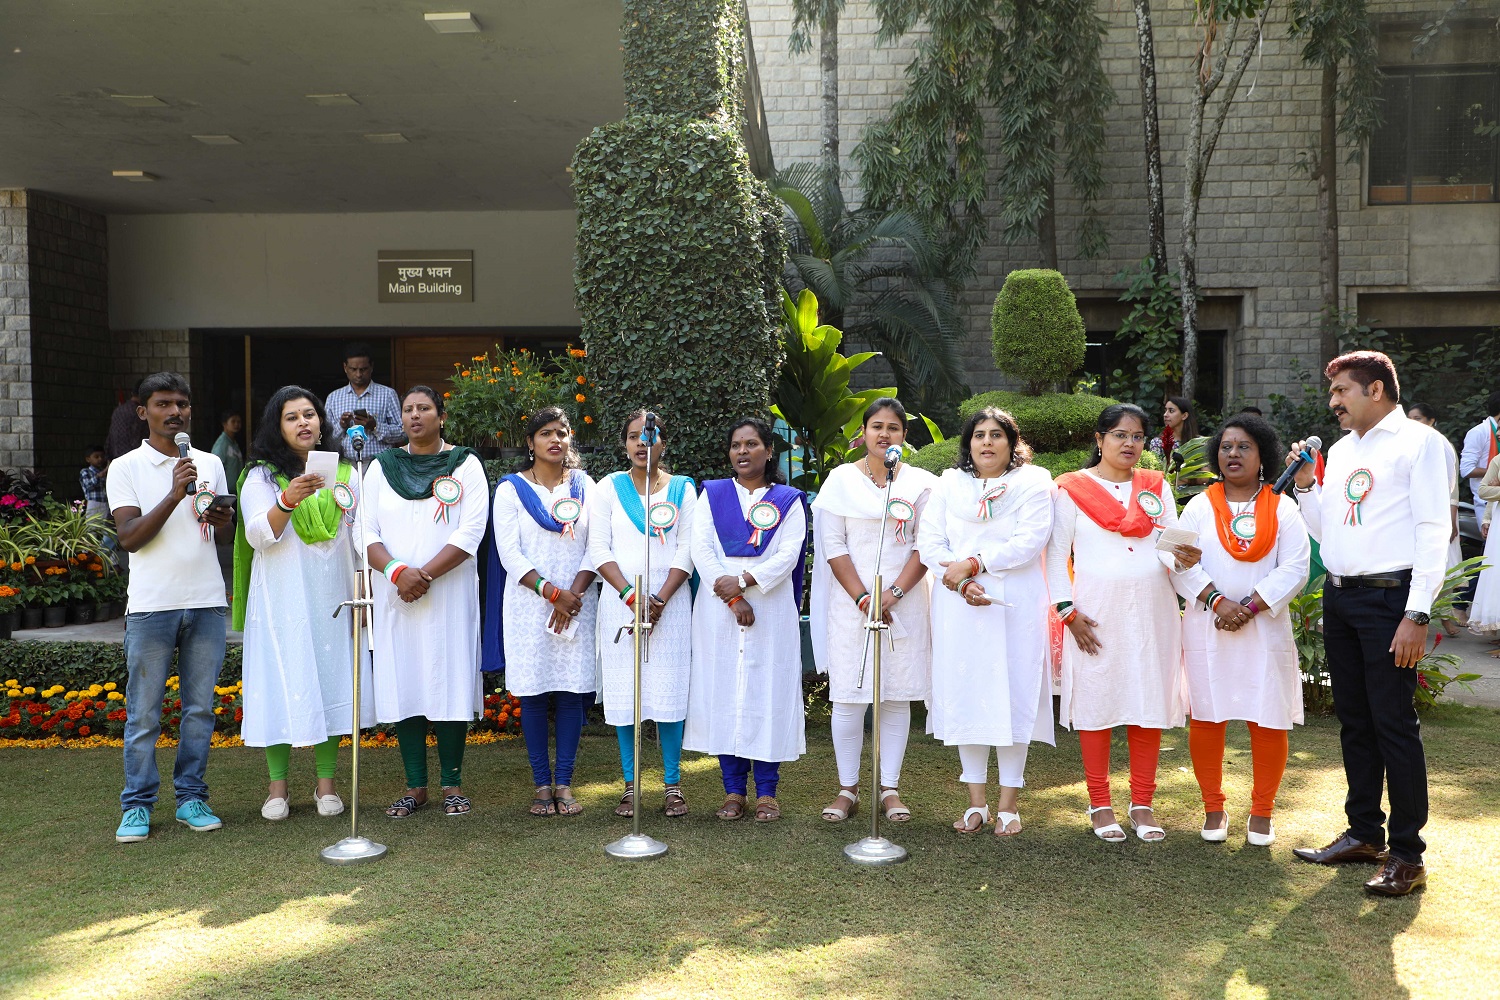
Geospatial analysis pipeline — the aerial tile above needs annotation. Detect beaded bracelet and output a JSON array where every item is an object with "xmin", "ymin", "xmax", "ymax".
[{"xmin": 276, "ymin": 491, "xmax": 298, "ymax": 513}]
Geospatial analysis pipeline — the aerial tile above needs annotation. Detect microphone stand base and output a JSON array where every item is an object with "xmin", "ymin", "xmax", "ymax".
[
  {"xmin": 843, "ymin": 836, "xmax": 909, "ymax": 866},
  {"xmin": 604, "ymin": 832, "xmax": 669, "ymax": 860},
  {"xmin": 320, "ymin": 836, "xmax": 389, "ymax": 866}
]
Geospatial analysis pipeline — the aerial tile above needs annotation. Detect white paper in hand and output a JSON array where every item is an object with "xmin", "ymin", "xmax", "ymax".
[
  {"xmin": 1155, "ymin": 526, "xmax": 1199, "ymax": 552},
  {"xmin": 304, "ymin": 450, "xmax": 339, "ymax": 487},
  {"xmin": 543, "ymin": 615, "xmax": 580, "ymax": 641}
]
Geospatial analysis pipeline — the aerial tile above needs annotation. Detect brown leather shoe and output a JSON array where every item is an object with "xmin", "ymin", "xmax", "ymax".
[
  {"xmin": 1292, "ymin": 832, "xmax": 1388, "ymax": 865},
  {"xmin": 1365, "ymin": 858, "xmax": 1427, "ymax": 896}
]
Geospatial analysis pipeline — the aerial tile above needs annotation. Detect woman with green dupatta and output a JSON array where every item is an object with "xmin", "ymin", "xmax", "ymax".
[
  {"xmin": 234, "ymin": 386, "xmax": 372, "ymax": 822},
  {"xmin": 365, "ymin": 385, "xmax": 488, "ymax": 818}
]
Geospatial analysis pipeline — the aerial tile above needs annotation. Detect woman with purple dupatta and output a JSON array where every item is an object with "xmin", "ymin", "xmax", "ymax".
[{"xmin": 684, "ymin": 418, "xmax": 808, "ymax": 822}]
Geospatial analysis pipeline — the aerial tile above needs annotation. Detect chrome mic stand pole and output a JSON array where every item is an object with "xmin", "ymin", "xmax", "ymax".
[
  {"xmin": 607, "ymin": 412, "xmax": 667, "ymax": 860},
  {"xmin": 846, "ymin": 447, "xmax": 907, "ymax": 866},
  {"xmin": 322, "ymin": 428, "xmax": 387, "ymax": 865}
]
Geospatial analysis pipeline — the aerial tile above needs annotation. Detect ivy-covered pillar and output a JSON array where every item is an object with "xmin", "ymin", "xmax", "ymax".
[{"xmin": 573, "ymin": 0, "xmax": 787, "ymax": 481}]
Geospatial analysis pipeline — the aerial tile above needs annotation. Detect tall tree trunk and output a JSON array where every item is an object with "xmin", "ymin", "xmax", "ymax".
[
  {"xmin": 1133, "ymin": 0, "xmax": 1167, "ymax": 275},
  {"xmin": 1039, "ymin": 138, "xmax": 1059, "ymax": 268},
  {"xmin": 1315, "ymin": 61, "xmax": 1340, "ymax": 364},
  {"xmin": 820, "ymin": 9, "xmax": 839, "ymax": 185}
]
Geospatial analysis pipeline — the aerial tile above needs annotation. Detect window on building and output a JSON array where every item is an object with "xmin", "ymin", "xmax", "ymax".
[{"xmin": 1368, "ymin": 67, "xmax": 1499, "ymax": 204}]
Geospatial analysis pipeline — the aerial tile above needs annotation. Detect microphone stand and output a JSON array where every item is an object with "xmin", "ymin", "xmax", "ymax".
[
  {"xmin": 606, "ymin": 414, "xmax": 668, "ymax": 860},
  {"xmin": 846, "ymin": 451, "xmax": 908, "ymax": 866},
  {"xmin": 322, "ymin": 430, "xmax": 387, "ymax": 865}
]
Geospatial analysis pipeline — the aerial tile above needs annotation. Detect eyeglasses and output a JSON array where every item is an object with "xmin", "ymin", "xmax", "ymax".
[{"xmin": 1105, "ymin": 431, "xmax": 1147, "ymax": 444}]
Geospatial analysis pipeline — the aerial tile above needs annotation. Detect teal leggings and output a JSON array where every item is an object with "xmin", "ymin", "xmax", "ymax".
[
  {"xmin": 616, "ymin": 721, "xmax": 684, "ymax": 786},
  {"xmin": 265, "ymin": 737, "xmax": 340, "ymax": 781},
  {"xmin": 394, "ymin": 716, "xmax": 469, "ymax": 788}
]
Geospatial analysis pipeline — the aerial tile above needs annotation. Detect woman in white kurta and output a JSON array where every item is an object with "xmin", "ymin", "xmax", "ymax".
[
  {"xmin": 917, "ymin": 408, "xmax": 1054, "ymax": 837},
  {"xmin": 685, "ymin": 417, "xmax": 808, "ymax": 822},
  {"xmin": 1176, "ymin": 415, "xmax": 1311, "ymax": 847},
  {"xmin": 365, "ymin": 386, "xmax": 487, "ymax": 818},
  {"xmin": 588, "ymin": 409, "xmax": 697, "ymax": 818},
  {"xmin": 1046, "ymin": 403, "xmax": 1201, "ymax": 843},
  {"xmin": 812, "ymin": 397, "xmax": 938, "ymax": 824},
  {"xmin": 235, "ymin": 386, "xmax": 374, "ymax": 822},
  {"xmin": 1468, "ymin": 455, "xmax": 1500, "ymax": 645},
  {"xmin": 492, "ymin": 405, "xmax": 598, "ymax": 817}
]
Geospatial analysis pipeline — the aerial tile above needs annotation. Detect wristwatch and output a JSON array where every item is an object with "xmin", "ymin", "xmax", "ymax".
[
  {"xmin": 890, "ymin": 584, "xmax": 905, "ymax": 600},
  {"xmin": 1403, "ymin": 610, "xmax": 1430, "ymax": 626},
  {"xmin": 737, "ymin": 573, "xmax": 749, "ymax": 592}
]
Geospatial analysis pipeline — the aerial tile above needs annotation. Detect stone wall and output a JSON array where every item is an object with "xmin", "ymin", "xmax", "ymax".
[
  {"xmin": 0, "ymin": 191, "xmax": 35, "ymax": 470},
  {"xmin": 744, "ymin": 1, "xmax": 1500, "ymax": 410}
]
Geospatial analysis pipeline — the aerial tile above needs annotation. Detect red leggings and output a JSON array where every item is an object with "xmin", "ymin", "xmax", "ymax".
[
  {"xmin": 1078, "ymin": 726, "xmax": 1160, "ymax": 809},
  {"xmin": 1188, "ymin": 718, "xmax": 1289, "ymax": 817}
]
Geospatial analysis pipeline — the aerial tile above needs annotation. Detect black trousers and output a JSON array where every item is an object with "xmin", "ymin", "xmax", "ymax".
[{"xmin": 1322, "ymin": 583, "xmax": 1428, "ymax": 863}]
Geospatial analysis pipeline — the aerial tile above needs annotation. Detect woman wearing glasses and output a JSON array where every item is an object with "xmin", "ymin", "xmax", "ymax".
[{"xmin": 1046, "ymin": 403, "xmax": 1200, "ymax": 843}]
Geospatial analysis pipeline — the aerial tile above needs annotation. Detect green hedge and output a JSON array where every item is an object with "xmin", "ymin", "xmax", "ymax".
[
  {"xmin": 958, "ymin": 391, "xmax": 1119, "ymax": 452},
  {"xmin": 0, "ymin": 641, "xmax": 243, "ymax": 690},
  {"xmin": 573, "ymin": 0, "xmax": 787, "ymax": 482}
]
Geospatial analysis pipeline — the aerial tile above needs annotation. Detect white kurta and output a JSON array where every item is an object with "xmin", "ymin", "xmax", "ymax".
[
  {"xmin": 587, "ymin": 472, "xmax": 697, "ymax": 725},
  {"xmin": 1469, "ymin": 457, "xmax": 1500, "ymax": 635},
  {"xmin": 491, "ymin": 472, "xmax": 599, "ymax": 696},
  {"xmin": 1044, "ymin": 471, "xmax": 1188, "ymax": 730},
  {"xmin": 1176, "ymin": 490, "xmax": 1311, "ymax": 729},
  {"xmin": 240, "ymin": 464, "xmax": 375, "ymax": 747},
  {"xmin": 683, "ymin": 482, "xmax": 807, "ymax": 762},
  {"xmin": 917, "ymin": 465, "xmax": 1056, "ymax": 748},
  {"xmin": 365, "ymin": 452, "xmax": 487, "ymax": 723},
  {"xmin": 811, "ymin": 461, "xmax": 938, "ymax": 703}
]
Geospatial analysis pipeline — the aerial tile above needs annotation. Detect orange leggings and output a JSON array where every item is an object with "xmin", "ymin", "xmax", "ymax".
[
  {"xmin": 1078, "ymin": 726, "xmax": 1160, "ymax": 809},
  {"xmin": 1188, "ymin": 718, "xmax": 1289, "ymax": 817}
]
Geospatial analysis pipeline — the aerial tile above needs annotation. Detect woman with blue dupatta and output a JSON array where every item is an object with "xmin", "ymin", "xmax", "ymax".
[
  {"xmin": 490, "ymin": 406, "xmax": 598, "ymax": 818},
  {"xmin": 587, "ymin": 409, "xmax": 698, "ymax": 819},
  {"xmin": 234, "ymin": 386, "xmax": 372, "ymax": 822},
  {"xmin": 684, "ymin": 417, "xmax": 807, "ymax": 822}
]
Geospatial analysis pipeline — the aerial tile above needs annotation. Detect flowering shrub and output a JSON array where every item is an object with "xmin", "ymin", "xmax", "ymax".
[
  {"xmin": 478, "ymin": 691, "xmax": 523, "ymax": 734},
  {"xmin": 444, "ymin": 345, "xmax": 599, "ymax": 450}
]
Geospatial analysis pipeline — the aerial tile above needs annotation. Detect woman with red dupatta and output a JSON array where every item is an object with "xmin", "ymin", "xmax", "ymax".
[
  {"xmin": 1176, "ymin": 414, "xmax": 1309, "ymax": 848},
  {"xmin": 1045, "ymin": 403, "xmax": 1201, "ymax": 843}
]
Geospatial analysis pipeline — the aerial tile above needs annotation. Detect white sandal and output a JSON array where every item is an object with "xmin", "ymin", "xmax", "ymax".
[
  {"xmin": 995, "ymin": 811, "xmax": 1022, "ymax": 838},
  {"xmin": 953, "ymin": 805, "xmax": 989, "ymax": 834},
  {"xmin": 1246, "ymin": 820, "xmax": 1276, "ymax": 847},
  {"xmin": 881, "ymin": 788, "xmax": 912, "ymax": 822},
  {"xmin": 261, "ymin": 796, "xmax": 289, "ymax": 821},
  {"xmin": 314, "ymin": 789, "xmax": 345, "ymax": 817},
  {"xmin": 1129, "ymin": 803, "xmax": 1165, "ymax": 842},
  {"xmin": 1200, "ymin": 811, "xmax": 1230, "ymax": 843},
  {"xmin": 1087, "ymin": 804, "xmax": 1125, "ymax": 842},
  {"xmin": 821, "ymin": 789, "xmax": 859, "ymax": 823}
]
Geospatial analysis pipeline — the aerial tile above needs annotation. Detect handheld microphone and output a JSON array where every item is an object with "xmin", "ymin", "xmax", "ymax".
[
  {"xmin": 1272, "ymin": 435, "xmax": 1322, "ymax": 495},
  {"xmin": 173, "ymin": 432, "xmax": 198, "ymax": 495},
  {"xmin": 883, "ymin": 444, "xmax": 902, "ymax": 470},
  {"xmin": 642, "ymin": 411, "xmax": 658, "ymax": 446},
  {"xmin": 346, "ymin": 424, "xmax": 367, "ymax": 454}
]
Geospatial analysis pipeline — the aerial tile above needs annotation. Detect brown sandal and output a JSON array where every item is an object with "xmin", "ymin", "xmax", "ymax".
[
  {"xmin": 716, "ymin": 793, "xmax": 747, "ymax": 821},
  {"xmin": 664, "ymin": 784, "xmax": 688, "ymax": 818},
  {"xmin": 614, "ymin": 782, "xmax": 635, "ymax": 818},
  {"xmin": 753, "ymin": 795, "xmax": 781, "ymax": 822}
]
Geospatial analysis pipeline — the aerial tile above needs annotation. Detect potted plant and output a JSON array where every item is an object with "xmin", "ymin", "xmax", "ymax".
[
  {"xmin": 0, "ymin": 582, "xmax": 19, "ymax": 639},
  {"xmin": 64, "ymin": 571, "xmax": 99, "ymax": 625},
  {"xmin": 97, "ymin": 571, "xmax": 127, "ymax": 619}
]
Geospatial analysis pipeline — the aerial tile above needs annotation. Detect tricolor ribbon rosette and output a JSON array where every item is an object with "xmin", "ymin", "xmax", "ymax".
[
  {"xmin": 977, "ymin": 483, "xmax": 1008, "ymax": 521},
  {"xmin": 192, "ymin": 487, "xmax": 217, "ymax": 541},
  {"xmin": 1136, "ymin": 489, "xmax": 1165, "ymax": 523},
  {"xmin": 332, "ymin": 482, "xmax": 357, "ymax": 525},
  {"xmin": 1344, "ymin": 468, "xmax": 1373, "ymax": 526},
  {"xmin": 1229, "ymin": 511, "xmax": 1256, "ymax": 552},
  {"xmin": 886, "ymin": 497, "xmax": 916, "ymax": 542},
  {"xmin": 431, "ymin": 475, "xmax": 463, "ymax": 524},
  {"xmin": 647, "ymin": 501, "xmax": 679, "ymax": 545},
  {"xmin": 746, "ymin": 500, "xmax": 782, "ymax": 546},
  {"xmin": 551, "ymin": 496, "xmax": 583, "ymax": 538}
]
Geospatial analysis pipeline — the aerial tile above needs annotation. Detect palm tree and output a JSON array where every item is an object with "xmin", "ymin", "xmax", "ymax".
[{"xmin": 769, "ymin": 163, "xmax": 968, "ymax": 424}]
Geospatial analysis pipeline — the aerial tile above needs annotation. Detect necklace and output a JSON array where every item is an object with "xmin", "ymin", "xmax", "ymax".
[
  {"xmin": 525, "ymin": 467, "xmax": 566, "ymax": 491},
  {"xmin": 631, "ymin": 468, "xmax": 667, "ymax": 495},
  {"xmin": 862, "ymin": 457, "xmax": 892, "ymax": 487}
]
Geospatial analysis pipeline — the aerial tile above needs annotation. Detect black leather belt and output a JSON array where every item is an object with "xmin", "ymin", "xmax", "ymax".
[{"xmin": 1326, "ymin": 570, "xmax": 1412, "ymax": 589}]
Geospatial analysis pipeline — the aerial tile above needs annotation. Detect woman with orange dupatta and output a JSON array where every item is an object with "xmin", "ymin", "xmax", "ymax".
[
  {"xmin": 1046, "ymin": 403, "xmax": 1201, "ymax": 843},
  {"xmin": 1175, "ymin": 414, "xmax": 1310, "ymax": 847}
]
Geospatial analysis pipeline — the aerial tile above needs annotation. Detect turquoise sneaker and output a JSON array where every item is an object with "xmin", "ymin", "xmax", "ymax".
[
  {"xmin": 116, "ymin": 806, "xmax": 151, "ymax": 843},
  {"xmin": 175, "ymin": 800, "xmax": 223, "ymax": 832}
]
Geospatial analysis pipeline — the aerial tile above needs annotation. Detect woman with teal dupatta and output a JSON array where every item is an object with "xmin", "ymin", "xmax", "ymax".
[
  {"xmin": 365, "ymin": 386, "xmax": 488, "ymax": 818},
  {"xmin": 234, "ymin": 386, "xmax": 372, "ymax": 822}
]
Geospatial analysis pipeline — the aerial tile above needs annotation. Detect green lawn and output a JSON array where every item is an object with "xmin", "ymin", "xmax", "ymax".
[{"xmin": 4, "ymin": 706, "xmax": 1497, "ymax": 1000}]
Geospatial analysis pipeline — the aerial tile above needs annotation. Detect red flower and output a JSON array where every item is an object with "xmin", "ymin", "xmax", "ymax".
[
  {"xmin": 172, "ymin": 699, "xmax": 182, "ymax": 710},
  {"xmin": 28, "ymin": 715, "xmax": 42, "ymax": 726},
  {"xmin": 63, "ymin": 721, "xmax": 75, "ymax": 730},
  {"xmin": 78, "ymin": 725, "xmax": 90, "ymax": 736},
  {"xmin": 234, "ymin": 708, "xmax": 243, "ymax": 722},
  {"xmin": 221, "ymin": 695, "xmax": 234, "ymax": 705},
  {"xmin": 85, "ymin": 710, "xmax": 95, "ymax": 718},
  {"xmin": 1418, "ymin": 673, "xmax": 1432, "ymax": 690}
]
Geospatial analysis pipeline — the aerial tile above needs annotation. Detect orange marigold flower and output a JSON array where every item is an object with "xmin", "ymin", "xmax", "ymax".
[
  {"xmin": 576, "ymin": 375, "xmax": 587, "ymax": 385},
  {"xmin": 460, "ymin": 370, "xmax": 470, "ymax": 378},
  {"xmin": 443, "ymin": 391, "xmax": 451, "ymax": 399},
  {"xmin": 575, "ymin": 394, "xmax": 586, "ymax": 403},
  {"xmin": 78, "ymin": 724, "xmax": 90, "ymax": 736},
  {"xmin": 24, "ymin": 557, "xmax": 34, "ymax": 565},
  {"xmin": 9, "ymin": 562, "xmax": 20, "ymax": 571},
  {"xmin": 583, "ymin": 415, "xmax": 593, "ymax": 424}
]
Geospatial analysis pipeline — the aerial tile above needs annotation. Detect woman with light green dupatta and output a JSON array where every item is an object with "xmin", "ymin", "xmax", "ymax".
[{"xmin": 233, "ymin": 386, "xmax": 373, "ymax": 822}]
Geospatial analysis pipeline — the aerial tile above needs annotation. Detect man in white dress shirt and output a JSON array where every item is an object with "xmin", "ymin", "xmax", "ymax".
[
  {"xmin": 1459, "ymin": 392, "xmax": 1500, "ymax": 521},
  {"xmin": 1287, "ymin": 351, "xmax": 1448, "ymax": 897}
]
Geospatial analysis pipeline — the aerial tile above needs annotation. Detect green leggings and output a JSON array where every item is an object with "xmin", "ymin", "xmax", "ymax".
[
  {"xmin": 394, "ymin": 716, "xmax": 469, "ymax": 788},
  {"xmin": 265, "ymin": 737, "xmax": 340, "ymax": 781}
]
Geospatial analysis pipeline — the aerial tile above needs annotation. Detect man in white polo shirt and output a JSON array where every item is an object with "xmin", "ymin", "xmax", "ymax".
[
  {"xmin": 107, "ymin": 372, "xmax": 235, "ymax": 844},
  {"xmin": 1287, "ymin": 351, "xmax": 1448, "ymax": 897}
]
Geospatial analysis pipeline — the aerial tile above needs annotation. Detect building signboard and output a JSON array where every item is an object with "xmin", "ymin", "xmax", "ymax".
[{"xmin": 378, "ymin": 250, "xmax": 473, "ymax": 302}]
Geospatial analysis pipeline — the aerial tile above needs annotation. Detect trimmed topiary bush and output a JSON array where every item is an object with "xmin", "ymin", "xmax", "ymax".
[
  {"xmin": 991, "ymin": 269, "xmax": 1087, "ymax": 395},
  {"xmin": 957, "ymin": 390, "xmax": 1119, "ymax": 453},
  {"xmin": 908, "ymin": 437, "xmax": 959, "ymax": 474}
]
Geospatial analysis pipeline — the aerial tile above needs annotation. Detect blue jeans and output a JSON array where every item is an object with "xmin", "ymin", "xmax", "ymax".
[
  {"xmin": 519, "ymin": 692, "xmax": 587, "ymax": 787},
  {"xmin": 121, "ymin": 608, "xmax": 228, "ymax": 811}
]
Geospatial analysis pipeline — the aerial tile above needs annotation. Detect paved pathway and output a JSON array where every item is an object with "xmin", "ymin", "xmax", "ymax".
[{"xmin": 9, "ymin": 618, "xmax": 243, "ymax": 645}]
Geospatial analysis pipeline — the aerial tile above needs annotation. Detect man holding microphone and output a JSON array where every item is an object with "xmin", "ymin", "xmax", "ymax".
[{"xmin": 1286, "ymin": 351, "xmax": 1449, "ymax": 896}]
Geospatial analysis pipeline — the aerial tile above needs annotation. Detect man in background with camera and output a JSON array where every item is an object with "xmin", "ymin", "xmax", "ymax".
[{"xmin": 324, "ymin": 341, "xmax": 405, "ymax": 465}]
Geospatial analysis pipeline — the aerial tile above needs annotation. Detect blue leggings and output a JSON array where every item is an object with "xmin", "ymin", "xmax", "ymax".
[
  {"xmin": 616, "ymin": 721, "xmax": 684, "ymax": 786},
  {"xmin": 719, "ymin": 755, "xmax": 780, "ymax": 798},
  {"xmin": 519, "ymin": 692, "xmax": 587, "ymax": 788}
]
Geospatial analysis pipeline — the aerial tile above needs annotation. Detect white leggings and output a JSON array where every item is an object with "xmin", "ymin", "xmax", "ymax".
[
  {"xmin": 957, "ymin": 743, "xmax": 1029, "ymax": 787},
  {"xmin": 831, "ymin": 701, "xmax": 912, "ymax": 789}
]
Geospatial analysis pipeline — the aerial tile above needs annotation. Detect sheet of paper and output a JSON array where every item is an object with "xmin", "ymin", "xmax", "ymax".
[
  {"xmin": 1155, "ymin": 526, "xmax": 1199, "ymax": 552},
  {"xmin": 304, "ymin": 450, "xmax": 339, "ymax": 486},
  {"xmin": 888, "ymin": 610, "xmax": 909, "ymax": 640},
  {"xmin": 543, "ymin": 615, "xmax": 580, "ymax": 641}
]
